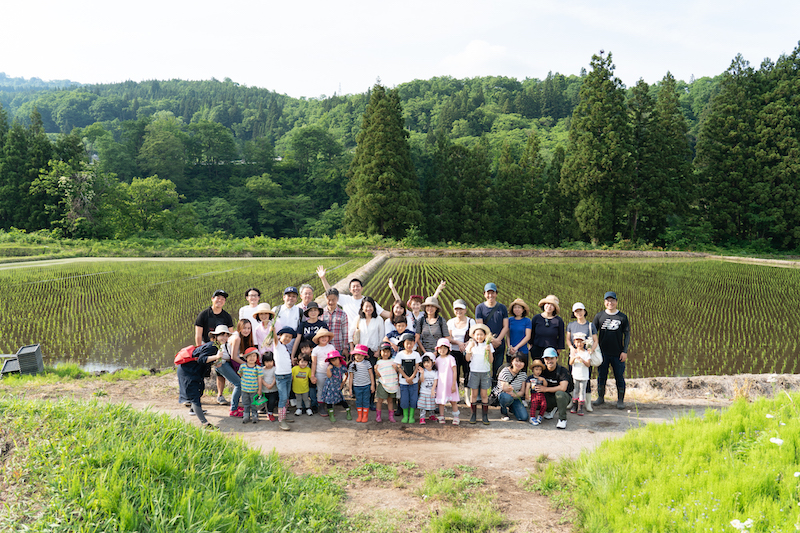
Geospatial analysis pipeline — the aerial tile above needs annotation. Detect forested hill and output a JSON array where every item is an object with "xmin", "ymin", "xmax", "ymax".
[{"xmin": 1, "ymin": 43, "xmax": 798, "ymax": 252}]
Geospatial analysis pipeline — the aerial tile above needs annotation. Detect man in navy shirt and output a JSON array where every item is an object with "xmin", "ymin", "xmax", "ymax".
[
  {"xmin": 592, "ymin": 291, "xmax": 631, "ymax": 410},
  {"xmin": 475, "ymin": 282, "xmax": 509, "ymax": 383}
]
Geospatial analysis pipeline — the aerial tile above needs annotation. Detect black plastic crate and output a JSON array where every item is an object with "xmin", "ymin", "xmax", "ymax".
[{"xmin": 15, "ymin": 344, "xmax": 43, "ymax": 375}]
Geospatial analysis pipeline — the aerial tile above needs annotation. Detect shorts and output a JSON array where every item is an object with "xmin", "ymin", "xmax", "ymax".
[
  {"xmin": 467, "ymin": 371, "xmax": 491, "ymax": 390},
  {"xmin": 376, "ymin": 382, "xmax": 397, "ymax": 399}
]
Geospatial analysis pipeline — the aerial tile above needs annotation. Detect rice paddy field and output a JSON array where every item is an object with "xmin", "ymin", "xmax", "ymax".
[
  {"xmin": 1, "ymin": 255, "xmax": 798, "ymax": 377},
  {"xmin": 0, "ymin": 257, "xmax": 367, "ymax": 370},
  {"xmin": 363, "ymin": 257, "xmax": 800, "ymax": 378}
]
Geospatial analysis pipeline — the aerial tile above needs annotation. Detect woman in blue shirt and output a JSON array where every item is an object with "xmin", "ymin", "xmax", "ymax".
[{"xmin": 507, "ymin": 298, "xmax": 532, "ymax": 370}]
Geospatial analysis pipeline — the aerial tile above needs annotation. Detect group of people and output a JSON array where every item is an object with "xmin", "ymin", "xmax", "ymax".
[{"xmin": 178, "ymin": 265, "xmax": 631, "ymax": 431}]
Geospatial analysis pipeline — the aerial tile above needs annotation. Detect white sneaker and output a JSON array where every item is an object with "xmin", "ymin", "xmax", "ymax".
[
  {"xmin": 556, "ymin": 419, "xmax": 567, "ymax": 429},
  {"xmin": 290, "ymin": 399, "xmax": 297, "ymax": 407},
  {"xmin": 543, "ymin": 407, "xmax": 558, "ymax": 420},
  {"xmin": 500, "ymin": 416, "xmax": 510, "ymax": 421},
  {"xmin": 306, "ymin": 409, "xmax": 313, "ymax": 416},
  {"xmin": 295, "ymin": 408, "xmax": 302, "ymax": 416}
]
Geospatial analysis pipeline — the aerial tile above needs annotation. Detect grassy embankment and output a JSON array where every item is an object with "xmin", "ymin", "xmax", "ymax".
[{"xmin": 530, "ymin": 391, "xmax": 800, "ymax": 532}]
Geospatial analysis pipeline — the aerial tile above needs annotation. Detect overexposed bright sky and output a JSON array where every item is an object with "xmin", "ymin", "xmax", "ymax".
[{"xmin": 3, "ymin": 0, "xmax": 799, "ymax": 98}]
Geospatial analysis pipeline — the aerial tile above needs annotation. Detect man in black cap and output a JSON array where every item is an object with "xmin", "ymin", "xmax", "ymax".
[
  {"xmin": 194, "ymin": 289, "xmax": 234, "ymax": 405},
  {"xmin": 592, "ymin": 291, "xmax": 630, "ymax": 409}
]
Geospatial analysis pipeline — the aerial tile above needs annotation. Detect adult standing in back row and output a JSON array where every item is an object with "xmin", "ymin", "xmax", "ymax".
[
  {"xmin": 475, "ymin": 282, "xmax": 508, "ymax": 383},
  {"xmin": 194, "ymin": 289, "xmax": 235, "ymax": 406},
  {"xmin": 592, "ymin": 291, "xmax": 630, "ymax": 410}
]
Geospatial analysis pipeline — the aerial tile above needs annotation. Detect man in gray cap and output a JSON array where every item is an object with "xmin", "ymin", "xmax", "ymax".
[{"xmin": 592, "ymin": 291, "xmax": 630, "ymax": 409}]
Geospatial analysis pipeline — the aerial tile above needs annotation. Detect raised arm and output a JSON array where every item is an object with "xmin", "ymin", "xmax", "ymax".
[
  {"xmin": 316, "ymin": 265, "xmax": 332, "ymax": 292},
  {"xmin": 431, "ymin": 280, "xmax": 446, "ymax": 300},
  {"xmin": 388, "ymin": 277, "xmax": 402, "ymax": 302}
]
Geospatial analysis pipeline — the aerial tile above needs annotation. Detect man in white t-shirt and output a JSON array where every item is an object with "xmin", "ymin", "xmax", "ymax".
[
  {"xmin": 316, "ymin": 265, "xmax": 391, "ymax": 343},
  {"xmin": 272, "ymin": 286, "xmax": 303, "ymax": 356}
]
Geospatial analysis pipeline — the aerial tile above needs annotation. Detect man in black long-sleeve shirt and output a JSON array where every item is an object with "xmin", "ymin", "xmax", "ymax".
[{"xmin": 592, "ymin": 291, "xmax": 630, "ymax": 409}]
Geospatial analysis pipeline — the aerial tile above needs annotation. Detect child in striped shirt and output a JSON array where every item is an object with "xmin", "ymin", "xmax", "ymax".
[{"xmin": 238, "ymin": 347, "xmax": 263, "ymax": 424}]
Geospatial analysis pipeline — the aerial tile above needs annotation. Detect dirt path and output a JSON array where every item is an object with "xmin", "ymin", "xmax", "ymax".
[{"xmin": 12, "ymin": 372, "xmax": 790, "ymax": 532}]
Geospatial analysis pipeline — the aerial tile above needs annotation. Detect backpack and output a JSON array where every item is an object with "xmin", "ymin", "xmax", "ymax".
[{"xmin": 174, "ymin": 345, "xmax": 198, "ymax": 365}]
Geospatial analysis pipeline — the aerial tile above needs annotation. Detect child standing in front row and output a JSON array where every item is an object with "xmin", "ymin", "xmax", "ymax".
[
  {"xmin": 238, "ymin": 347, "xmax": 263, "ymax": 424},
  {"xmin": 569, "ymin": 332, "xmax": 591, "ymax": 416},
  {"xmin": 321, "ymin": 350, "xmax": 352, "ymax": 422},
  {"xmin": 373, "ymin": 342, "xmax": 399, "ymax": 423},
  {"xmin": 395, "ymin": 332, "xmax": 421, "ymax": 423},
  {"xmin": 348, "ymin": 347, "xmax": 375, "ymax": 423},
  {"xmin": 466, "ymin": 324, "xmax": 494, "ymax": 425},
  {"xmin": 292, "ymin": 354, "xmax": 313, "ymax": 416},
  {"xmin": 417, "ymin": 354, "xmax": 438, "ymax": 424},
  {"xmin": 260, "ymin": 353, "xmax": 278, "ymax": 422},
  {"xmin": 434, "ymin": 338, "xmax": 461, "ymax": 425},
  {"xmin": 525, "ymin": 360, "xmax": 547, "ymax": 425}
]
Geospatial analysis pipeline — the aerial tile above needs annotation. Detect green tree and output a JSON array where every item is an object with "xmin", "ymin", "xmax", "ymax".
[
  {"xmin": 117, "ymin": 176, "xmax": 182, "ymax": 235},
  {"xmin": 560, "ymin": 52, "xmax": 632, "ymax": 243},
  {"xmin": 136, "ymin": 113, "xmax": 187, "ymax": 191},
  {"xmin": 344, "ymin": 84, "xmax": 422, "ymax": 238}
]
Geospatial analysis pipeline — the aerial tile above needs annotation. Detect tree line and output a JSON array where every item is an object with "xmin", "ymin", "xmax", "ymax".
[{"xmin": 0, "ymin": 43, "xmax": 798, "ymax": 250}]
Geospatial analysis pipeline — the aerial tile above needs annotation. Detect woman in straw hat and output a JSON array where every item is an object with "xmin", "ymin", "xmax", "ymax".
[
  {"xmin": 414, "ymin": 296, "xmax": 450, "ymax": 354},
  {"xmin": 507, "ymin": 298, "xmax": 532, "ymax": 370},
  {"xmin": 530, "ymin": 295, "xmax": 565, "ymax": 363}
]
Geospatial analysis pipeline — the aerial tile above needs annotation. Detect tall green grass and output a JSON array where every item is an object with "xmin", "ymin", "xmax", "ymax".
[
  {"xmin": 0, "ymin": 398, "xmax": 344, "ymax": 532},
  {"xmin": 532, "ymin": 392, "xmax": 800, "ymax": 532}
]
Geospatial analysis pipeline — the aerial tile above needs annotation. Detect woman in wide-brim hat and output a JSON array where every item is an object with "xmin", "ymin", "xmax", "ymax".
[
  {"xmin": 530, "ymin": 294, "xmax": 564, "ymax": 363},
  {"xmin": 507, "ymin": 298, "xmax": 532, "ymax": 370},
  {"xmin": 414, "ymin": 296, "xmax": 450, "ymax": 354},
  {"xmin": 252, "ymin": 302, "xmax": 275, "ymax": 356}
]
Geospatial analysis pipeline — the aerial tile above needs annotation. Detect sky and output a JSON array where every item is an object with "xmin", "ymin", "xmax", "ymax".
[{"xmin": 3, "ymin": 0, "xmax": 799, "ymax": 98}]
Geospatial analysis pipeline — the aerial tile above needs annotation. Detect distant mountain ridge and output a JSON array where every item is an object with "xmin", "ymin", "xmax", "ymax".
[{"xmin": 0, "ymin": 72, "xmax": 81, "ymax": 90}]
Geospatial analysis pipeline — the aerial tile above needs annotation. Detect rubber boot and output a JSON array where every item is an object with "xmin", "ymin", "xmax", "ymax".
[
  {"xmin": 616, "ymin": 388, "xmax": 626, "ymax": 410},
  {"xmin": 408, "ymin": 408, "xmax": 415, "ymax": 423},
  {"xmin": 469, "ymin": 404, "xmax": 477, "ymax": 424},
  {"xmin": 594, "ymin": 388, "xmax": 605, "ymax": 406},
  {"xmin": 401, "ymin": 408, "xmax": 409, "ymax": 424},
  {"xmin": 376, "ymin": 409, "xmax": 382, "ymax": 423},
  {"xmin": 481, "ymin": 403, "xmax": 490, "ymax": 425},
  {"xmin": 346, "ymin": 407, "xmax": 353, "ymax": 420},
  {"xmin": 328, "ymin": 408, "xmax": 336, "ymax": 422},
  {"xmin": 388, "ymin": 410, "xmax": 396, "ymax": 423},
  {"xmin": 585, "ymin": 398, "xmax": 593, "ymax": 412}
]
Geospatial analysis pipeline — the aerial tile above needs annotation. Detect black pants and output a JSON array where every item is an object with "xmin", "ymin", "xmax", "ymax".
[{"xmin": 451, "ymin": 350, "xmax": 470, "ymax": 387}]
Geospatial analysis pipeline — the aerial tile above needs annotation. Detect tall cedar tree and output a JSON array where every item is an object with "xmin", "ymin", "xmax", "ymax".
[
  {"xmin": 695, "ymin": 55, "xmax": 762, "ymax": 243},
  {"xmin": 493, "ymin": 141, "xmax": 532, "ymax": 245},
  {"xmin": 753, "ymin": 44, "xmax": 800, "ymax": 249},
  {"xmin": 345, "ymin": 84, "xmax": 422, "ymax": 238},
  {"xmin": 560, "ymin": 52, "xmax": 632, "ymax": 243}
]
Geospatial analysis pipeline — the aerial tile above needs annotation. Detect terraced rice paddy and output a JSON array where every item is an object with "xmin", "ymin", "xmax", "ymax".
[
  {"xmin": 1, "ymin": 255, "xmax": 798, "ymax": 377},
  {"xmin": 363, "ymin": 257, "xmax": 800, "ymax": 378},
  {"xmin": 0, "ymin": 257, "xmax": 366, "ymax": 369}
]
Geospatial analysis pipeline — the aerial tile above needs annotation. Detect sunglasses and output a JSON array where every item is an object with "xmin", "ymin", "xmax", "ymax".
[{"xmin": 544, "ymin": 318, "xmax": 550, "ymax": 327}]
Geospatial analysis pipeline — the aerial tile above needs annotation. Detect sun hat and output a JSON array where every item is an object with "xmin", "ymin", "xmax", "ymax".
[
  {"xmin": 484, "ymin": 282, "xmax": 498, "ymax": 293},
  {"xmin": 531, "ymin": 360, "xmax": 546, "ymax": 370},
  {"xmin": 325, "ymin": 350, "xmax": 346, "ymax": 364},
  {"xmin": 604, "ymin": 291, "xmax": 617, "ymax": 300},
  {"xmin": 283, "ymin": 286, "xmax": 298, "ymax": 295},
  {"xmin": 212, "ymin": 289, "xmax": 228, "ymax": 298},
  {"xmin": 312, "ymin": 328, "xmax": 335, "ymax": 343},
  {"xmin": 398, "ymin": 332, "xmax": 416, "ymax": 344},
  {"xmin": 509, "ymin": 298, "xmax": 530, "ymax": 316},
  {"xmin": 210, "ymin": 324, "xmax": 231, "ymax": 336},
  {"xmin": 572, "ymin": 332, "xmax": 587, "ymax": 341},
  {"xmin": 572, "ymin": 302, "xmax": 586, "ymax": 312},
  {"xmin": 469, "ymin": 323, "xmax": 492, "ymax": 338},
  {"xmin": 303, "ymin": 301, "xmax": 321, "ymax": 316},
  {"xmin": 452, "ymin": 299, "xmax": 468, "ymax": 310},
  {"xmin": 436, "ymin": 338, "xmax": 451, "ymax": 350},
  {"xmin": 422, "ymin": 296, "xmax": 440, "ymax": 310},
  {"xmin": 423, "ymin": 351, "xmax": 436, "ymax": 361},
  {"xmin": 277, "ymin": 326, "xmax": 296, "ymax": 336},
  {"xmin": 543, "ymin": 347, "xmax": 558, "ymax": 359},
  {"xmin": 538, "ymin": 294, "xmax": 561, "ymax": 315},
  {"xmin": 351, "ymin": 344, "xmax": 369, "ymax": 356},
  {"xmin": 253, "ymin": 302, "xmax": 274, "ymax": 319}
]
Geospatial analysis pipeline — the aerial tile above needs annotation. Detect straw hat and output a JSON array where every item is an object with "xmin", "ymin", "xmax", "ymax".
[
  {"xmin": 537, "ymin": 294, "xmax": 561, "ymax": 315},
  {"xmin": 253, "ymin": 303, "xmax": 274, "ymax": 319},
  {"xmin": 422, "ymin": 296, "xmax": 441, "ymax": 310},
  {"xmin": 312, "ymin": 328, "xmax": 335, "ymax": 343},
  {"xmin": 509, "ymin": 298, "xmax": 530, "ymax": 316},
  {"xmin": 469, "ymin": 323, "xmax": 492, "ymax": 339}
]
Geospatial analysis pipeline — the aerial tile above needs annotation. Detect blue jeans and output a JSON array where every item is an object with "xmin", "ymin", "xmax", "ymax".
[
  {"xmin": 597, "ymin": 353, "xmax": 626, "ymax": 400},
  {"xmin": 498, "ymin": 392, "xmax": 528, "ymax": 421},
  {"xmin": 276, "ymin": 373, "xmax": 292, "ymax": 409},
  {"xmin": 214, "ymin": 361, "xmax": 241, "ymax": 410},
  {"xmin": 399, "ymin": 383, "xmax": 419, "ymax": 409},
  {"xmin": 353, "ymin": 384, "xmax": 371, "ymax": 409}
]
